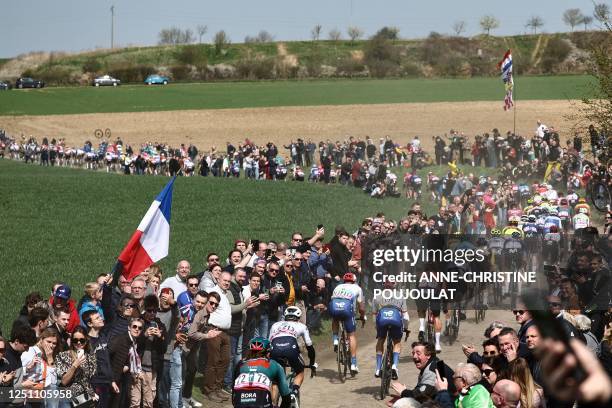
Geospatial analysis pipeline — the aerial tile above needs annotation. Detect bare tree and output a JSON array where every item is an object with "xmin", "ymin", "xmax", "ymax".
[
  {"xmin": 582, "ymin": 15, "xmax": 594, "ymax": 31},
  {"xmin": 213, "ymin": 30, "xmax": 230, "ymax": 54},
  {"xmin": 563, "ymin": 9, "xmax": 583, "ymax": 31},
  {"xmin": 451, "ymin": 21, "xmax": 467, "ymax": 36},
  {"xmin": 196, "ymin": 25, "xmax": 208, "ymax": 43},
  {"xmin": 526, "ymin": 15, "xmax": 544, "ymax": 34},
  {"xmin": 347, "ymin": 26, "xmax": 364, "ymax": 44},
  {"xmin": 328, "ymin": 28, "xmax": 342, "ymax": 42},
  {"xmin": 480, "ymin": 15, "xmax": 500, "ymax": 35},
  {"xmin": 158, "ymin": 27, "xmax": 195, "ymax": 45},
  {"xmin": 245, "ymin": 30, "xmax": 275, "ymax": 43},
  {"xmin": 311, "ymin": 24, "xmax": 322, "ymax": 41},
  {"xmin": 594, "ymin": 3, "xmax": 611, "ymax": 24}
]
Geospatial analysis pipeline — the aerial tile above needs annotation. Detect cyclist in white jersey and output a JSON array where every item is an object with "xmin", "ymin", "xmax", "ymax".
[
  {"xmin": 268, "ymin": 306, "xmax": 316, "ymax": 397},
  {"xmin": 329, "ymin": 273, "xmax": 366, "ymax": 374}
]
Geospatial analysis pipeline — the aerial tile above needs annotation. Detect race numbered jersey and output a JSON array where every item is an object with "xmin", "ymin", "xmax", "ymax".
[
  {"xmin": 269, "ymin": 321, "xmax": 313, "ymax": 346},
  {"xmin": 558, "ymin": 208, "xmax": 570, "ymax": 219},
  {"xmin": 544, "ymin": 233, "xmax": 561, "ymax": 242},
  {"xmin": 332, "ymin": 283, "xmax": 363, "ymax": 308},
  {"xmin": 488, "ymin": 237, "xmax": 505, "ymax": 255},
  {"xmin": 234, "ymin": 357, "xmax": 289, "ymax": 395},
  {"xmin": 504, "ymin": 238, "xmax": 523, "ymax": 252},
  {"xmin": 234, "ymin": 371, "xmax": 272, "ymax": 392},
  {"xmin": 573, "ymin": 214, "xmax": 590, "ymax": 230}
]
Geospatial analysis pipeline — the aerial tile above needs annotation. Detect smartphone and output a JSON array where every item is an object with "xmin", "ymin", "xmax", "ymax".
[
  {"xmin": 149, "ymin": 322, "xmax": 158, "ymax": 329},
  {"xmin": 317, "ymin": 224, "xmax": 324, "ymax": 230},
  {"xmin": 77, "ymin": 349, "xmax": 84, "ymax": 359},
  {"xmin": 436, "ymin": 360, "xmax": 445, "ymax": 376},
  {"xmin": 522, "ymin": 290, "xmax": 586, "ymax": 383}
]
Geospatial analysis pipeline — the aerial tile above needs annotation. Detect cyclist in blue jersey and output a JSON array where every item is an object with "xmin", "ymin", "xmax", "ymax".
[{"xmin": 372, "ymin": 280, "xmax": 409, "ymax": 379}]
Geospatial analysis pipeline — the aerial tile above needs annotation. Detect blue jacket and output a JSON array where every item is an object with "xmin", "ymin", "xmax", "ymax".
[{"xmin": 308, "ymin": 249, "xmax": 333, "ymax": 278}]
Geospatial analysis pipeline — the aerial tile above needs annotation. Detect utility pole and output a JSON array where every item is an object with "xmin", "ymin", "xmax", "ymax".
[{"xmin": 110, "ymin": 5, "xmax": 115, "ymax": 49}]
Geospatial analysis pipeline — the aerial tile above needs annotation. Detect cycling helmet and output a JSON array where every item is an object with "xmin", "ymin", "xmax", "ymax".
[
  {"xmin": 491, "ymin": 229, "xmax": 501, "ymax": 236},
  {"xmin": 541, "ymin": 207, "xmax": 549, "ymax": 215},
  {"xmin": 549, "ymin": 209, "xmax": 558, "ymax": 216},
  {"xmin": 248, "ymin": 337, "xmax": 271, "ymax": 352},
  {"xmin": 527, "ymin": 198, "xmax": 534, "ymax": 205},
  {"xmin": 549, "ymin": 225, "xmax": 559, "ymax": 233},
  {"xmin": 528, "ymin": 215, "xmax": 536, "ymax": 222},
  {"xmin": 532, "ymin": 208, "xmax": 542, "ymax": 217},
  {"xmin": 560, "ymin": 198, "xmax": 568, "ymax": 205},
  {"xmin": 284, "ymin": 306, "xmax": 302, "ymax": 321},
  {"xmin": 578, "ymin": 207, "xmax": 589, "ymax": 214},
  {"xmin": 578, "ymin": 197, "xmax": 586, "ymax": 203},
  {"xmin": 520, "ymin": 215, "xmax": 529, "ymax": 222},
  {"xmin": 343, "ymin": 272, "xmax": 357, "ymax": 283},
  {"xmin": 511, "ymin": 231, "xmax": 522, "ymax": 239}
]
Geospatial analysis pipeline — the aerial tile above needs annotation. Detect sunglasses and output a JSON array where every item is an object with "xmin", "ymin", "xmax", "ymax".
[
  {"xmin": 269, "ymin": 268, "xmax": 279, "ymax": 272},
  {"xmin": 131, "ymin": 325, "xmax": 143, "ymax": 330},
  {"xmin": 188, "ymin": 283, "xmax": 199, "ymax": 287},
  {"xmin": 145, "ymin": 308, "xmax": 158, "ymax": 313},
  {"xmin": 124, "ymin": 304, "xmax": 137, "ymax": 309},
  {"xmin": 513, "ymin": 310, "xmax": 525, "ymax": 315},
  {"xmin": 208, "ymin": 301, "xmax": 219, "ymax": 307},
  {"xmin": 209, "ymin": 258, "xmax": 220, "ymax": 262},
  {"xmin": 72, "ymin": 338, "xmax": 87, "ymax": 345},
  {"xmin": 292, "ymin": 238, "xmax": 303, "ymax": 241},
  {"xmin": 482, "ymin": 369, "xmax": 494, "ymax": 377},
  {"xmin": 548, "ymin": 302, "xmax": 561, "ymax": 307}
]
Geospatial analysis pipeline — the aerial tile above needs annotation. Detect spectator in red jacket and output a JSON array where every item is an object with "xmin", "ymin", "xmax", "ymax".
[{"xmin": 48, "ymin": 285, "xmax": 80, "ymax": 333}]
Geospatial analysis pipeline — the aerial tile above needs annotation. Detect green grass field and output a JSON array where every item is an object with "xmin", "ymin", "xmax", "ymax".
[
  {"xmin": 0, "ymin": 159, "xmax": 412, "ymax": 334},
  {"xmin": 0, "ymin": 75, "xmax": 592, "ymax": 116}
]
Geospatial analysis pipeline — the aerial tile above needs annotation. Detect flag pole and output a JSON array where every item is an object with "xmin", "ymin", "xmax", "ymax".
[{"xmin": 513, "ymin": 77, "xmax": 517, "ymax": 136}]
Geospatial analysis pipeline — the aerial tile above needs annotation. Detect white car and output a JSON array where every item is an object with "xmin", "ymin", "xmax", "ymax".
[{"xmin": 93, "ymin": 75, "xmax": 121, "ymax": 87}]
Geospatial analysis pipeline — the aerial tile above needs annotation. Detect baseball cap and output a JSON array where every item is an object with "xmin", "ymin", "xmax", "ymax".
[{"xmin": 54, "ymin": 285, "xmax": 71, "ymax": 300}]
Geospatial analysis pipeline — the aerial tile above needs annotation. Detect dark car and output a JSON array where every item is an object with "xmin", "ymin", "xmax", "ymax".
[
  {"xmin": 15, "ymin": 77, "xmax": 45, "ymax": 89},
  {"xmin": 0, "ymin": 81, "xmax": 10, "ymax": 90}
]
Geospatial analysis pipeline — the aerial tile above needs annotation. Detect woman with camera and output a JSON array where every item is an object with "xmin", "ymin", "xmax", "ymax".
[{"xmin": 55, "ymin": 326, "xmax": 97, "ymax": 407}]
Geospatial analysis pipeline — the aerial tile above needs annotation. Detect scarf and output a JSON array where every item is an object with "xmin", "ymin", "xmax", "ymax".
[{"xmin": 128, "ymin": 333, "xmax": 142, "ymax": 375}]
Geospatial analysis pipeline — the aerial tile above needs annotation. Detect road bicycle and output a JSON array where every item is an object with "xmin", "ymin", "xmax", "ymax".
[
  {"xmin": 94, "ymin": 128, "xmax": 112, "ymax": 139},
  {"xmin": 379, "ymin": 325, "xmax": 409, "ymax": 401},
  {"xmin": 335, "ymin": 318, "xmax": 365, "ymax": 382},
  {"xmin": 446, "ymin": 307, "xmax": 460, "ymax": 346},
  {"xmin": 473, "ymin": 282, "xmax": 486, "ymax": 324}
]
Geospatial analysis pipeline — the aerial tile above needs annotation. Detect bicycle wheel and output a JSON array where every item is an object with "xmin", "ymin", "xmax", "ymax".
[
  {"xmin": 379, "ymin": 337, "xmax": 392, "ymax": 400},
  {"xmin": 104, "ymin": 128, "xmax": 112, "ymax": 138},
  {"xmin": 344, "ymin": 333, "xmax": 352, "ymax": 378},
  {"xmin": 94, "ymin": 129, "xmax": 103, "ymax": 139},
  {"xmin": 337, "ymin": 327, "xmax": 345, "ymax": 382},
  {"xmin": 426, "ymin": 310, "xmax": 435, "ymax": 345},
  {"xmin": 591, "ymin": 181, "xmax": 611, "ymax": 212}
]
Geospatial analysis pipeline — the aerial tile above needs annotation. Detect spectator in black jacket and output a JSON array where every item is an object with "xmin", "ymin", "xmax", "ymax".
[
  {"xmin": 138, "ymin": 295, "xmax": 165, "ymax": 408},
  {"xmin": 103, "ymin": 294, "xmax": 139, "ymax": 339},
  {"xmin": 108, "ymin": 317, "xmax": 145, "ymax": 408},
  {"xmin": 260, "ymin": 262, "xmax": 289, "ymax": 336},
  {"xmin": 328, "ymin": 228, "xmax": 351, "ymax": 289},
  {"xmin": 83, "ymin": 310, "xmax": 113, "ymax": 408}
]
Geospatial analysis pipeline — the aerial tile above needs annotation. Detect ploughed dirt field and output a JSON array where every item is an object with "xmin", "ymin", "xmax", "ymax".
[{"xmin": 0, "ymin": 100, "xmax": 577, "ymax": 151}]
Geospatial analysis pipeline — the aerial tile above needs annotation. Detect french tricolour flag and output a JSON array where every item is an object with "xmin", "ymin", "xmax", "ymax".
[{"xmin": 114, "ymin": 177, "xmax": 176, "ymax": 281}]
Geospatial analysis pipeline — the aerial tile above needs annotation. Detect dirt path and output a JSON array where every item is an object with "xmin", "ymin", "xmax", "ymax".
[
  {"xmin": 0, "ymin": 100, "xmax": 578, "ymax": 152},
  {"xmin": 203, "ymin": 309, "xmax": 511, "ymax": 408},
  {"xmin": 296, "ymin": 309, "xmax": 509, "ymax": 407}
]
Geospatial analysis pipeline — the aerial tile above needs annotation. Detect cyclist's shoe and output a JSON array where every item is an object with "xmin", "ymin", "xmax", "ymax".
[
  {"xmin": 333, "ymin": 339, "xmax": 338, "ymax": 353},
  {"xmin": 391, "ymin": 365, "xmax": 399, "ymax": 380},
  {"xmin": 418, "ymin": 331, "xmax": 425, "ymax": 342},
  {"xmin": 435, "ymin": 344, "xmax": 442, "ymax": 353},
  {"xmin": 350, "ymin": 364, "xmax": 359, "ymax": 375},
  {"xmin": 374, "ymin": 369, "xmax": 381, "ymax": 378}
]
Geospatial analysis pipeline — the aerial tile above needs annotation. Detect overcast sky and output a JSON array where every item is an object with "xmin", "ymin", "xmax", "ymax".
[{"xmin": 1, "ymin": 0, "xmax": 608, "ymax": 58}]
